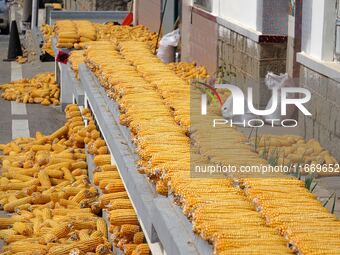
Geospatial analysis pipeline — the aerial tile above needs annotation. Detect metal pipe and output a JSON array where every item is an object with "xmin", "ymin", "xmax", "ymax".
[
  {"xmin": 22, "ymin": 0, "xmax": 32, "ymax": 23},
  {"xmin": 31, "ymin": 0, "xmax": 38, "ymax": 30},
  {"xmin": 154, "ymin": 0, "xmax": 168, "ymax": 54}
]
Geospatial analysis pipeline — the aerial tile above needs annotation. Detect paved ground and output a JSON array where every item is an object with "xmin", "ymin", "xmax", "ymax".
[{"xmin": 0, "ymin": 33, "xmax": 65, "ymax": 145}]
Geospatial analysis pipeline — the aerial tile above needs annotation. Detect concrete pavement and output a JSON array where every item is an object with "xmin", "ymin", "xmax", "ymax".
[{"xmin": 0, "ymin": 33, "xmax": 65, "ymax": 145}]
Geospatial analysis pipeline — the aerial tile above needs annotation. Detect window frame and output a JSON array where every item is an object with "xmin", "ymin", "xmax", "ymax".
[{"xmin": 193, "ymin": 0, "xmax": 213, "ymax": 12}]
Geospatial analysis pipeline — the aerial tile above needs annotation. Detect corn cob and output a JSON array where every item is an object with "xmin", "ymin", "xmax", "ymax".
[
  {"xmin": 135, "ymin": 244, "xmax": 150, "ymax": 255},
  {"xmin": 12, "ymin": 222, "xmax": 34, "ymax": 236},
  {"xmin": 124, "ymin": 244, "xmax": 138, "ymax": 255},
  {"xmin": 99, "ymin": 192, "xmax": 128, "ymax": 207},
  {"xmin": 95, "ymin": 244, "xmax": 111, "ymax": 255},
  {"xmin": 133, "ymin": 232, "xmax": 145, "ymax": 244},
  {"xmin": 119, "ymin": 224, "xmax": 140, "ymax": 238},
  {"xmin": 4, "ymin": 196, "xmax": 32, "ymax": 212},
  {"xmin": 93, "ymin": 155, "xmax": 111, "ymax": 166},
  {"xmin": 93, "ymin": 172, "xmax": 120, "ymax": 185},
  {"xmin": 104, "ymin": 180, "xmax": 125, "ymax": 194},
  {"xmin": 107, "ymin": 199, "xmax": 133, "ymax": 210},
  {"xmin": 38, "ymin": 170, "xmax": 52, "ymax": 188},
  {"xmin": 96, "ymin": 218, "xmax": 107, "ymax": 238}
]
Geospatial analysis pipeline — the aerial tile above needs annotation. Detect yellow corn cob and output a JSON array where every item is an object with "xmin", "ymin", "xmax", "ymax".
[
  {"xmin": 120, "ymin": 224, "xmax": 140, "ymax": 236},
  {"xmin": 31, "ymin": 144, "xmax": 52, "ymax": 151},
  {"xmin": 45, "ymin": 162, "xmax": 71, "ymax": 171},
  {"xmin": 0, "ymin": 229, "xmax": 16, "ymax": 239},
  {"xmin": 49, "ymin": 126, "xmax": 68, "ymax": 141},
  {"xmin": 50, "ymin": 178, "xmax": 67, "ymax": 186},
  {"xmin": 59, "ymin": 198, "xmax": 78, "ymax": 208},
  {"xmin": 109, "ymin": 209, "xmax": 138, "ymax": 226},
  {"xmin": 72, "ymin": 220, "xmax": 97, "ymax": 230},
  {"xmin": 4, "ymin": 243, "xmax": 48, "ymax": 254},
  {"xmin": 95, "ymin": 243, "xmax": 111, "ymax": 255},
  {"xmin": 72, "ymin": 169, "xmax": 88, "ymax": 176},
  {"xmin": 96, "ymin": 218, "xmax": 107, "ymax": 238},
  {"xmin": 61, "ymin": 167, "xmax": 75, "ymax": 182},
  {"xmin": 133, "ymin": 232, "xmax": 145, "ymax": 244},
  {"xmin": 136, "ymin": 244, "xmax": 150, "ymax": 255},
  {"xmin": 72, "ymin": 189, "xmax": 89, "ymax": 204},
  {"xmin": 16, "ymin": 203, "xmax": 31, "ymax": 211},
  {"xmin": 93, "ymin": 155, "xmax": 111, "ymax": 166},
  {"xmin": 155, "ymin": 180, "xmax": 168, "ymax": 196},
  {"xmin": 42, "ymin": 222, "xmax": 73, "ymax": 243},
  {"xmin": 1, "ymin": 179, "xmax": 40, "ymax": 190},
  {"xmin": 107, "ymin": 199, "xmax": 133, "ymax": 210},
  {"xmin": 96, "ymin": 165, "xmax": 117, "ymax": 172},
  {"xmin": 71, "ymin": 161, "xmax": 87, "ymax": 170},
  {"xmin": 45, "ymin": 169, "xmax": 64, "ymax": 179},
  {"xmin": 31, "ymin": 192, "xmax": 51, "ymax": 204},
  {"xmin": 0, "ymin": 218, "xmax": 16, "ymax": 229},
  {"xmin": 99, "ymin": 192, "xmax": 128, "ymax": 207},
  {"xmin": 5, "ymin": 234, "xmax": 26, "ymax": 243},
  {"xmin": 13, "ymin": 222, "xmax": 34, "ymax": 236},
  {"xmin": 48, "ymin": 237, "xmax": 104, "ymax": 255},
  {"xmin": 69, "ymin": 248, "xmax": 85, "ymax": 255},
  {"xmin": 90, "ymin": 230, "xmax": 103, "ymax": 238},
  {"xmin": 38, "ymin": 170, "xmax": 52, "ymax": 188},
  {"xmin": 93, "ymin": 172, "xmax": 120, "ymax": 185},
  {"xmin": 104, "ymin": 180, "xmax": 125, "ymax": 193},
  {"xmin": 124, "ymin": 244, "xmax": 138, "ymax": 255},
  {"xmin": 6, "ymin": 172, "xmax": 34, "ymax": 182},
  {"xmin": 78, "ymin": 229, "xmax": 91, "ymax": 241},
  {"xmin": 4, "ymin": 196, "xmax": 32, "ymax": 212}
]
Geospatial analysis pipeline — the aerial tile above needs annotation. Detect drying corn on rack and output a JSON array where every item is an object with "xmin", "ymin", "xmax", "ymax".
[
  {"xmin": 51, "ymin": 31, "xmax": 213, "ymax": 254},
  {"xmin": 78, "ymin": 63, "xmax": 213, "ymax": 255}
]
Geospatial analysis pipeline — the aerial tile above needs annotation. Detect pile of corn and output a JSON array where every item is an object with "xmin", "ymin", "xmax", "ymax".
[
  {"xmin": 0, "ymin": 72, "xmax": 60, "ymax": 106},
  {"xmin": 168, "ymin": 62, "xmax": 209, "ymax": 81},
  {"xmin": 253, "ymin": 135, "xmax": 338, "ymax": 175},
  {"xmin": 73, "ymin": 21, "xmax": 97, "ymax": 47},
  {"xmin": 81, "ymin": 108, "xmax": 151, "ymax": 255},
  {"xmin": 83, "ymin": 41, "xmax": 289, "ymax": 253},
  {"xmin": 48, "ymin": 20, "xmax": 157, "ymax": 51},
  {"xmin": 95, "ymin": 24, "xmax": 158, "ymax": 52},
  {"xmin": 41, "ymin": 24, "xmax": 55, "ymax": 56},
  {"xmin": 241, "ymin": 178, "xmax": 340, "ymax": 254},
  {"xmin": 54, "ymin": 20, "xmax": 79, "ymax": 49},
  {"xmin": 68, "ymin": 50, "xmax": 85, "ymax": 80},
  {"xmin": 0, "ymin": 105, "xmax": 113, "ymax": 255},
  {"xmin": 119, "ymin": 41, "xmax": 193, "ymax": 130},
  {"xmin": 82, "ymin": 40, "xmax": 340, "ymax": 254}
]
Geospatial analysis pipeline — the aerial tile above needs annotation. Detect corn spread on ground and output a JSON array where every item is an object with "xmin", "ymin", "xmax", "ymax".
[
  {"xmin": 0, "ymin": 72, "xmax": 59, "ymax": 106},
  {"xmin": 0, "ymin": 104, "xmax": 151, "ymax": 255}
]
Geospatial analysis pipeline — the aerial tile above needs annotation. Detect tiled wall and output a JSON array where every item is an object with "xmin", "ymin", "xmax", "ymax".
[
  {"xmin": 299, "ymin": 66, "xmax": 340, "ymax": 160},
  {"xmin": 181, "ymin": 5, "xmax": 218, "ymax": 74},
  {"xmin": 218, "ymin": 26, "xmax": 287, "ymax": 107}
]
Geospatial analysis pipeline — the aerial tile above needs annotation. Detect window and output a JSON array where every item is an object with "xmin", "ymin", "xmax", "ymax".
[
  {"xmin": 335, "ymin": 0, "xmax": 340, "ymax": 61},
  {"xmin": 289, "ymin": 0, "xmax": 295, "ymax": 16},
  {"xmin": 193, "ymin": 0, "xmax": 212, "ymax": 12}
]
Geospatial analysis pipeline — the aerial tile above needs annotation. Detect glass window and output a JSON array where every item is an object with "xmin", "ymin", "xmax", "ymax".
[
  {"xmin": 335, "ymin": 0, "xmax": 340, "ymax": 61},
  {"xmin": 193, "ymin": 0, "xmax": 212, "ymax": 12}
]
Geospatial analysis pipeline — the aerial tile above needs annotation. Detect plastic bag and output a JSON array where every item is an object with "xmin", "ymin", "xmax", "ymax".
[
  {"xmin": 221, "ymin": 94, "xmax": 257, "ymax": 123},
  {"xmin": 157, "ymin": 29, "xmax": 180, "ymax": 63},
  {"xmin": 265, "ymin": 72, "xmax": 296, "ymax": 124}
]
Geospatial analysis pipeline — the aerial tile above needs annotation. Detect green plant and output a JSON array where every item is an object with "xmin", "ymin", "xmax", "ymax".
[
  {"xmin": 267, "ymin": 148, "xmax": 279, "ymax": 167},
  {"xmin": 323, "ymin": 192, "xmax": 336, "ymax": 214},
  {"xmin": 304, "ymin": 174, "xmax": 317, "ymax": 192}
]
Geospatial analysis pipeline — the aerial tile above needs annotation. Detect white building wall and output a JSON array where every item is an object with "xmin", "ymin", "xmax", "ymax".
[
  {"xmin": 218, "ymin": 0, "xmax": 258, "ymax": 31},
  {"xmin": 302, "ymin": 0, "xmax": 337, "ymax": 61}
]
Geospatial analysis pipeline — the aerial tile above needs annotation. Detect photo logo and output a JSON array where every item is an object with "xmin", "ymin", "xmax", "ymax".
[{"xmin": 200, "ymin": 84, "xmax": 312, "ymax": 128}]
